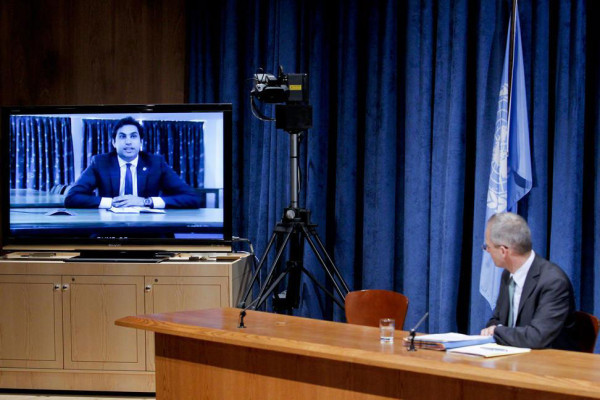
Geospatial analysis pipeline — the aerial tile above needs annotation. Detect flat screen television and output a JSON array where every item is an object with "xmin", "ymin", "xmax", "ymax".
[{"xmin": 1, "ymin": 104, "xmax": 232, "ymax": 256}]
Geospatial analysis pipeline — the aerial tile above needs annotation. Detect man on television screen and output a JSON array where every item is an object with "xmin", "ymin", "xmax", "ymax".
[{"xmin": 65, "ymin": 117, "xmax": 201, "ymax": 209}]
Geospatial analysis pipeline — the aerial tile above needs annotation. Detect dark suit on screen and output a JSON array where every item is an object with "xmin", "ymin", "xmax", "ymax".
[
  {"xmin": 486, "ymin": 254, "xmax": 577, "ymax": 350},
  {"xmin": 64, "ymin": 152, "xmax": 201, "ymax": 209}
]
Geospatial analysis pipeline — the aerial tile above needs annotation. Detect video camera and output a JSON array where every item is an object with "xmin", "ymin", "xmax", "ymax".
[
  {"xmin": 250, "ymin": 66, "xmax": 312, "ymax": 131},
  {"xmin": 251, "ymin": 66, "xmax": 309, "ymax": 103}
]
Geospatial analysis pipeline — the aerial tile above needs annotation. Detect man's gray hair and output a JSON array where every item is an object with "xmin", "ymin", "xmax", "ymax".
[{"xmin": 488, "ymin": 212, "xmax": 532, "ymax": 254}]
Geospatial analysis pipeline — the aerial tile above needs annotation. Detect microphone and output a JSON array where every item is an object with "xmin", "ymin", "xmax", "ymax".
[
  {"xmin": 407, "ymin": 312, "xmax": 429, "ymax": 352},
  {"xmin": 238, "ymin": 310, "xmax": 247, "ymax": 328},
  {"xmin": 237, "ymin": 296, "xmax": 261, "ymax": 328}
]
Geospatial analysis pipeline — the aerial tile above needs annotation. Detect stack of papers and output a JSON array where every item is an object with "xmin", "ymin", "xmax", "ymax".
[
  {"xmin": 447, "ymin": 343, "xmax": 531, "ymax": 358},
  {"xmin": 403, "ymin": 332, "xmax": 495, "ymax": 350}
]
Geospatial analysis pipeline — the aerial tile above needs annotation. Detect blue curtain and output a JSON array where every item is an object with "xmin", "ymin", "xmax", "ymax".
[
  {"xmin": 82, "ymin": 119, "xmax": 115, "ymax": 170},
  {"xmin": 82, "ymin": 119, "xmax": 205, "ymax": 188},
  {"xmin": 143, "ymin": 121, "xmax": 205, "ymax": 189},
  {"xmin": 9, "ymin": 116, "xmax": 74, "ymax": 191},
  {"xmin": 188, "ymin": 0, "xmax": 600, "ymax": 352}
]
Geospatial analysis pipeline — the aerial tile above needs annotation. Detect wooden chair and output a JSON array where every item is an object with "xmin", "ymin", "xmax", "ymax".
[
  {"xmin": 345, "ymin": 289, "xmax": 409, "ymax": 330},
  {"xmin": 572, "ymin": 311, "xmax": 599, "ymax": 353}
]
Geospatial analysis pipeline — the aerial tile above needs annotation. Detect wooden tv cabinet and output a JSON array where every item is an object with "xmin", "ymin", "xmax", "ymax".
[{"xmin": 0, "ymin": 252, "xmax": 250, "ymax": 392}]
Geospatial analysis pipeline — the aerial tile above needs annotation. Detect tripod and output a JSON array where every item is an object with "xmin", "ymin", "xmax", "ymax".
[{"xmin": 238, "ymin": 130, "xmax": 350, "ymax": 313}]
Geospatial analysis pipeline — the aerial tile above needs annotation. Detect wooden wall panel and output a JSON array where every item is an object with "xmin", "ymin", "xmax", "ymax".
[
  {"xmin": 0, "ymin": 0, "xmax": 186, "ymax": 106},
  {"xmin": 0, "ymin": 0, "xmax": 187, "ymax": 245}
]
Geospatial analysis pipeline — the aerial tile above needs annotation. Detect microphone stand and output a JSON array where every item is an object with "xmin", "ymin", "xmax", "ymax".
[
  {"xmin": 408, "ymin": 312, "xmax": 429, "ymax": 352},
  {"xmin": 238, "ymin": 295, "xmax": 262, "ymax": 328},
  {"xmin": 238, "ymin": 310, "xmax": 247, "ymax": 328}
]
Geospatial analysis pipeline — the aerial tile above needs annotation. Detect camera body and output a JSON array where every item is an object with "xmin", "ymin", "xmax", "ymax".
[
  {"xmin": 251, "ymin": 66, "xmax": 312, "ymax": 131},
  {"xmin": 252, "ymin": 69, "xmax": 309, "ymax": 104}
]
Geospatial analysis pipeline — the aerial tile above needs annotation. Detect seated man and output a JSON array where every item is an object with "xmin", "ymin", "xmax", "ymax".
[
  {"xmin": 65, "ymin": 117, "xmax": 201, "ymax": 209},
  {"xmin": 480, "ymin": 212, "xmax": 577, "ymax": 350}
]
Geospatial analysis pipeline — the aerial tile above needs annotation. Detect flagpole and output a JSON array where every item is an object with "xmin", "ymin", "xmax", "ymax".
[{"xmin": 507, "ymin": 0, "xmax": 518, "ymax": 121}]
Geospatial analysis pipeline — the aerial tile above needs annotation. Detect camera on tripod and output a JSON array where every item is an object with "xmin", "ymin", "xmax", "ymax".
[
  {"xmin": 250, "ymin": 66, "xmax": 312, "ymax": 132},
  {"xmin": 239, "ymin": 66, "xmax": 349, "ymax": 317},
  {"xmin": 251, "ymin": 65, "xmax": 308, "ymax": 103}
]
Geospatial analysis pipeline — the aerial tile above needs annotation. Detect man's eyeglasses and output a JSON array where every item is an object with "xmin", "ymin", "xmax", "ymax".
[{"xmin": 482, "ymin": 243, "xmax": 507, "ymax": 251}]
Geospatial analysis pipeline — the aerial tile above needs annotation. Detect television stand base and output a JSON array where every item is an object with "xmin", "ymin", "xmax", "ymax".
[{"xmin": 65, "ymin": 249, "xmax": 171, "ymax": 263}]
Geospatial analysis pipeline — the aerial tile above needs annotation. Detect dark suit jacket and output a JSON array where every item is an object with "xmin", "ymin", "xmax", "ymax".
[
  {"xmin": 64, "ymin": 152, "xmax": 201, "ymax": 209},
  {"xmin": 486, "ymin": 254, "xmax": 577, "ymax": 350}
]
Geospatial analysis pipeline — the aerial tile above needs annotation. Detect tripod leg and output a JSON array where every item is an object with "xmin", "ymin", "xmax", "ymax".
[
  {"xmin": 306, "ymin": 225, "xmax": 351, "ymax": 293},
  {"xmin": 252, "ymin": 225, "xmax": 295, "ymax": 309},
  {"xmin": 300, "ymin": 224, "xmax": 348, "ymax": 300},
  {"xmin": 299, "ymin": 265, "xmax": 345, "ymax": 309},
  {"xmin": 252, "ymin": 263, "xmax": 292, "ymax": 311},
  {"xmin": 238, "ymin": 229, "xmax": 279, "ymax": 307}
]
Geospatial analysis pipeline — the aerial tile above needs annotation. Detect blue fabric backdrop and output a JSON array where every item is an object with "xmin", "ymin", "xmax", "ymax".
[
  {"xmin": 82, "ymin": 119, "xmax": 115, "ymax": 169},
  {"xmin": 188, "ymin": 0, "xmax": 600, "ymax": 352},
  {"xmin": 143, "ymin": 120, "xmax": 205, "ymax": 188}
]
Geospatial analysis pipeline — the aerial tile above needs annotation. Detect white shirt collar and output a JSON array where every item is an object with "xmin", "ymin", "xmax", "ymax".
[
  {"xmin": 510, "ymin": 250, "xmax": 535, "ymax": 288},
  {"xmin": 117, "ymin": 156, "xmax": 139, "ymax": 168}
]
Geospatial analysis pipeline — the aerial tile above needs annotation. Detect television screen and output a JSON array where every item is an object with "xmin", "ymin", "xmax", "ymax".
[{"xmin": 1, "ymin": 104, "xmax": 232, "ymax": 251}]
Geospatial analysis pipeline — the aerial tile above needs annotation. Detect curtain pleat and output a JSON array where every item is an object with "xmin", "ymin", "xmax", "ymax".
[
  {"xmin": 547, "ymin": 0, "xmax": 586, "ymax": 299},
  {"xmin": 82, "ymin": 119, "xmax": 114, "ymax": 170},
  {"xmin": 402, "ymin": 0, "xmax": 435, "ymax": 330},
  {"xmin": 144, "ymin": 120, "xmax": 205, "ymax": 188}
]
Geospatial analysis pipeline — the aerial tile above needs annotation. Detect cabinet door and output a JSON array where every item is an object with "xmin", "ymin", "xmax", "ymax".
[
  {"xmin": 62, "ymin": 275, "xmax": 145, "ymax": 371},
  {"xmin": 0, "ymin": 275, "xmax": 63, "ymax": 368},
  {"xmin": 144, "ymin": 276, "xmax": 229, "ymax": 370}
]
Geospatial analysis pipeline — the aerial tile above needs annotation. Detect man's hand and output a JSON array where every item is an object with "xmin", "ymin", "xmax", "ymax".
[
  {"xmin": 112, "ymin": 195, "xmax": 145, "ymax": 208},
  {"xmin": 480, "ymin": 325, "xmax": 497, "ymax": 336}
]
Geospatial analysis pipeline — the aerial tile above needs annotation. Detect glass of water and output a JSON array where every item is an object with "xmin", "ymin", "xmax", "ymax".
[{"xmin": 379, "ymin": 318, "xmax": 395, "ymax": 343}]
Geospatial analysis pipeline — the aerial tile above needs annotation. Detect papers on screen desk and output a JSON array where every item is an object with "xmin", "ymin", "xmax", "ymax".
[
  {"xmin": 447, "ymin": 343, "xmax": 531, "ymax": 358},
  {"xmin": 404, "ymin": 332, "xmax": 495, "ymax": 350},
  {"xmin": 108, "ymin": 207, "xmax": 165, "ymax": 214}
]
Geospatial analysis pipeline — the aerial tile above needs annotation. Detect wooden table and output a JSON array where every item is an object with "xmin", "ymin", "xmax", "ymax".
[{"xmin": 116, "ymin": 307, "xmax": 600, "ymax": 400}]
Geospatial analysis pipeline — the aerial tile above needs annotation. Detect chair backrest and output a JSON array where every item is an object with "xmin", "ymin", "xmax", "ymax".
[
  {"xmin": 345, "ymin": 289, "xmax": 409, "ymax": 330},
  {"xmin": 572, "ymin": 311, "xmax": 599, "ymax": 353},
  {"xmin": 50, "ymin": 184, "xmax": 66, "ymax": 194}
]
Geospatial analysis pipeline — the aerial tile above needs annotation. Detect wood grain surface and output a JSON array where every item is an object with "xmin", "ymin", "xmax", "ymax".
[{"xmin": 0, "ymin": 0, "xmax": 185, "ymax": 106}]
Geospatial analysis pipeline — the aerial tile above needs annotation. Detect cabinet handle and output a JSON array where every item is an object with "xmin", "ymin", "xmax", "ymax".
[
  {"xmin": 54, "ymin": 284, "xmax": 61, "ymax": 291},
  {"xmin": 145, "ymin": 285, "xmax": 152, "ymax": 293},
  {"xmin": 62, "ymin": 284, "xmax": 70, "ymax": 291}
]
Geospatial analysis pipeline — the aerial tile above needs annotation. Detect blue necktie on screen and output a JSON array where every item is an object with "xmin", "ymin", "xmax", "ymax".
[{"xmin": 125, "ymin": 163, "xmax": 133, "ymax": 195}]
